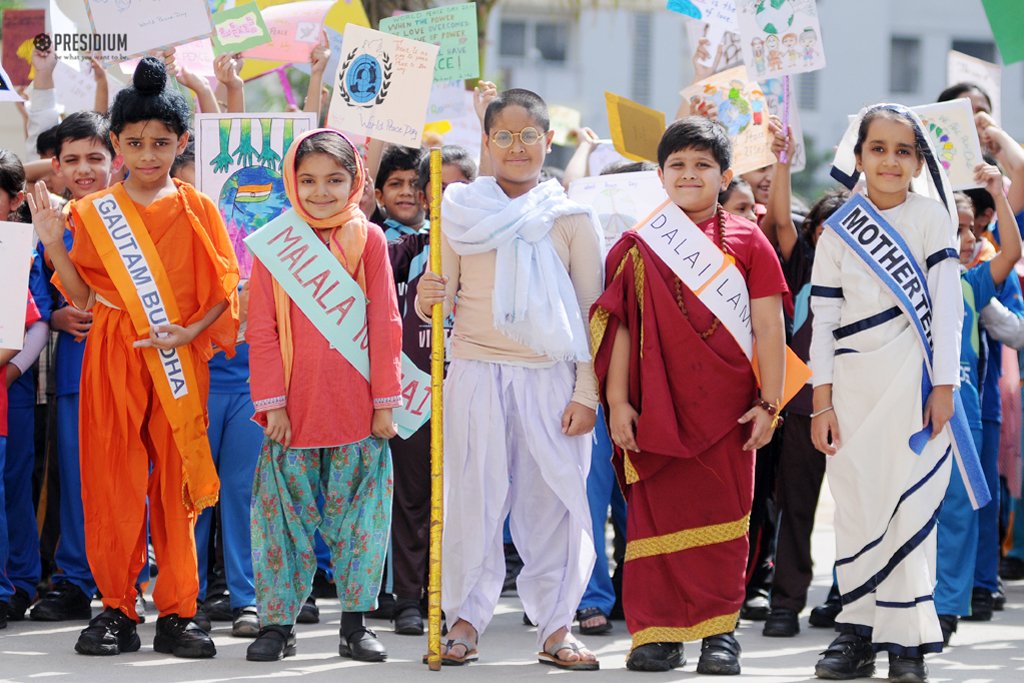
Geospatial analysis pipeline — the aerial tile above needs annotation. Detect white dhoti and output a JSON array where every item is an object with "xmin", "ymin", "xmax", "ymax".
[
  {"xmin": 441, "ymin": 358, "xmax": 596, "ymax": 646},
  {"xmin": 830, "ymin": 325, "xmax": 950, "ymax": 656}
]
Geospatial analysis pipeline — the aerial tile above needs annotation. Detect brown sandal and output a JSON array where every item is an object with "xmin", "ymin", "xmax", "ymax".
[{"xmin": 538, "ymin": 638, "xmax": 600, "ymax": 671}]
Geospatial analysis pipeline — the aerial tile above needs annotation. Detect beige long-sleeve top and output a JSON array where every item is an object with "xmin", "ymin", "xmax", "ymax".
[{"xmin": 416, "ymin": 213, "xmax": 603, "ymax": 409}]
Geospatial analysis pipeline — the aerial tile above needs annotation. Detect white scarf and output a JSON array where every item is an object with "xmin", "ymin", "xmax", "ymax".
[
  {"xmin": 442, "ymin": 177, "xmax": 595, "ymax": 361},
  {"xmin": 831, "ymin": 103, "xmax": 958, "ymax": 234}
]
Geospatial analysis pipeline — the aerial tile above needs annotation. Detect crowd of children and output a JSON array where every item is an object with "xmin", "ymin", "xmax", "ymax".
[{"xmin": 2, "ymin": 24, "xmax": 1024, "ymax": 683}]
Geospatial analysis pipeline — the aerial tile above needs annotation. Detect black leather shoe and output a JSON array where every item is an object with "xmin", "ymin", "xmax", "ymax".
[
  {"xmin": 153, "ymin": 613, "xmax": 217, "ymax": 658},
  {"xmin": 297, "ymin": 596, "xmax": 320, "ymax": 624},
  {"xmin": 887, "ymin": 652, "xmax": 927, "ymax": 683},
  {"xmin": 30, "ymin": 582, "xmax": 92, "ymax": 621},
  {"xmin": 814, "ymin": 633, "xmax": 875, "ymax": 679},
  {"xmin": 740, "ymin": 594, "xmax": 770, "ymax": 621},
  {"xmin": 203, "ymin": 594, "xmax": 233, "ymax": 621},
  {"xmin": 993, "ymin": 581, "xmax": 1005, "ymax": 611},
  {"xmin": 763, "ymin": 607, "xmax": 800, "ymax": 637},
  {"xmin": 697, "ymin": 632, "xmax": 741, "ymax": 675},
  {"xmin": 393, "ymin": 604, "xmax": 424, "ymax": 636},
  {"xmin": 339, "ymin": 627, "xmax": 387, "ymax": 661},
  {"xmin": 246, "ymin": 625, "xmax": 296, "ymax": 661},
  {"xmin": 810, "ymin": 585, "xmax": 843, "ymax": 628},
  {"xmin": 1000, "ymin": 555, "xmax": 1024, "ymax": 581},
  {"xmin": 5, "ymin": 587, "xmax": 32, "ymax": 621},
  {"xmin": 937, "ymin": 614, "xmax": 957, "ymax": 646},
  {"xmin": 232, "ymin": 606, "xmax": 260, "ymax": 638},
  {"xmin": 192, "ymin": 605, "xmax": 212, "ymax": 632},
  {"xmin": 963, "ymin": 587, "xmax": 993, "ymax": 621},
  {"xmin": 75, "ymin": 607, "xmax": 141, "ymax": 656},
  {"xmin": 625, "ymin": 642, "xmax": 684, "ymax": 672}
]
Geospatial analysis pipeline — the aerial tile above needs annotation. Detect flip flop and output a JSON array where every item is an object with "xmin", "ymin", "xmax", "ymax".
[
  {"xmin": 421, "ymin": 638, "xmax": 479, "ymax": 666},
  {"xmin": 576, "ymin": 607, "xmax": 613, "ymax": 636},
  {"xmin": 538, "ymin": 638, "xmax": 600, "ymax": 671}
]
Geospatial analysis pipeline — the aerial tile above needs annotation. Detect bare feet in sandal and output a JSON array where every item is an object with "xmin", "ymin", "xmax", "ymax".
[
  {"xmin": 441, "ymin": 619, "xmax": 479, "ymax": 664},
  {"xmin": 540, "ymin": 627, "xmax": 600, "ymax": 670}
]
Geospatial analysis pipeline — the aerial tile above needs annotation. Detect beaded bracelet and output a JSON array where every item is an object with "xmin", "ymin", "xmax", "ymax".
[{"xmin": 752, "ymin": 397, "xmax": 784, "ymax": 430}]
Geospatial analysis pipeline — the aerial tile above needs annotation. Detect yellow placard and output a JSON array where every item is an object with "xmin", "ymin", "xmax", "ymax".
[{"xmin": 604, "ymin": 92, "xmax": 665, "ymax": 164}]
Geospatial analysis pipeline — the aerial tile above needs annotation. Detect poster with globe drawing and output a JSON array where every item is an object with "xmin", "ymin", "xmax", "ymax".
[
  {"xmin": 912, "ymin": 99, "xmax": 985, "ymax": 191},
  {"xmin": 681, "ymin": 66, "xmax": 775, "ymax": 175},
  {"xmin": 569, "ymin": 171, "xmax": 668, "ymax": 251},
  {"xmin": 737, "ymin": 0, "xmax": 825, "ymax": 80},
  {"xmin": 195, "ymin": 112, "xmax": 317, "ymax": 278}
]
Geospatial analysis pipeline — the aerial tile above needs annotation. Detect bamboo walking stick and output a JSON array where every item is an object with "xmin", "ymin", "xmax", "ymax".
[{"xmin": 426, "ymin": 147, "xmax": 445, "ymax": 671}]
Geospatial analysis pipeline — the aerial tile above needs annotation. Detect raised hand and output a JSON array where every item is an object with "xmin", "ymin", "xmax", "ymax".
[
  {"xmin": 473, "ymin": 81, "xmax": 498, "ymax": 123},
  {"xmin": 25, "ymin": 181, "xmax": 64, "ymax": 248}
]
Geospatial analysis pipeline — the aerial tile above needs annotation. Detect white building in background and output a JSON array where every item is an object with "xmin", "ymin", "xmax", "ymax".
[{"xmin": 484, "ymin": 0, "xmax": 1024, "ymax": 183}]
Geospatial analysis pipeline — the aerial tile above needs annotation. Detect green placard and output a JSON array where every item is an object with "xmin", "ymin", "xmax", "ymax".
[
  {"xmin": 379, "ymin": 2, "xmax": 479, "ymax": 82},
  {"xmin": 982, "ymin": 0, "xmax": 1024, "ymax": 65},
  {"xmin": 211, "ymin": 2, "xmax": 272, "ymax": 57}
]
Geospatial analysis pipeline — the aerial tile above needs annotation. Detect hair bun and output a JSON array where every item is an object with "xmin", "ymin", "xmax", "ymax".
[{"xmin": 133, "ymin": 57, "xmax": 167, "ymax": 96}]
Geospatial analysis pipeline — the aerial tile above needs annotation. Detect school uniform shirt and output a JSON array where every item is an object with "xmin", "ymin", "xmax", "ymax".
[
  {"xmin": 980, "ymin": 209, "xmax": 1024, "ymax": 424},
  {"xmin": 962, "ymin": 262, "xmax": 1000, "ymax": 432}
]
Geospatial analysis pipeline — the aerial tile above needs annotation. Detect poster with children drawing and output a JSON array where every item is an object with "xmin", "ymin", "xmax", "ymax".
[
  {"xmin": 736, "ymin": 0, "xmax": 825, "ymax": 80},
  {"xmin": 681, "ymin": 66, "xmax": 775, "ymax": 175},
  {"xmin": 194, "ymin": 112, "xmax": 317, "ymax": 278},
  {"xmin": 912, "ymin": 99, "xmax": 985, "ymax": 191},
  {"xmin": 85, "ymin": 0, "xmax": 214, "ymax": 61},
  {"xmin": 327, "ymin": 24, "xmax": 439, "ymax": 148},
  {"xmin": 686, "ymin": 20, "xmax": 744, "ymax": 74}
]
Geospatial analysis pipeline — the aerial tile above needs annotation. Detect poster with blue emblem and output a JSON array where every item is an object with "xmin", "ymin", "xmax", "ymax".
[
  {"xmin": 327, "ymin": 24, "xmax": 439, "ymax": 148},
  {"xmin": 194, "ymin": 112, "xmax": 317, "ymax": 279}
]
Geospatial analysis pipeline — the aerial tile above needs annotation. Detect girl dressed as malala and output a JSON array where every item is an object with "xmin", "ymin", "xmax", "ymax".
[{"xmin": 245, "ymin": 129, "xmax": 403, "ymax": 663}]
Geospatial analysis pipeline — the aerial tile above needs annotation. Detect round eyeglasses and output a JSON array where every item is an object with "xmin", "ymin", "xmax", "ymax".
[{"xmin": 491, "ymin": 127, "xmax": 543, "ymax": 148}]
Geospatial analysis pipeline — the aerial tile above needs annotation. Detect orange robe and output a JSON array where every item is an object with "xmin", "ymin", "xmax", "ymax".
[{"xmin": 54, "ymin": 181, "xmax": 239, "ymax": 620}]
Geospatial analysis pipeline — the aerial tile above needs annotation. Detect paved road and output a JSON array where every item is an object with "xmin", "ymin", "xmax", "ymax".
[{"xmin": 3, "ymin": 486, "xmax": 1024, "ymax": 682}]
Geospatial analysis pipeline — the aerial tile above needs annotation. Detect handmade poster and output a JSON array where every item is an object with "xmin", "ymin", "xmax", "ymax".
[
  {"xmin": 379, "ymin": 2, "xmax": 479, "ymax": 82},
  {"xmin": 605, "ymin": 92, "xmax": 665, "ymax": 164},
  {"xmin": 548, "ymin": 105, "xmax": 581, "ymax": 147},
  {"xmin": 569, "ymin": 171, "xmax": 668, "ymax": 250},
  {"xmin": 948, "ymin": 50, "xmax": 1001, "ymax": 124},
  {"xmin": 244, "ymin": 210, "xmax": 431, "ymax": 439},
  {"xmin": 241, "ymin": 0, "xmax": 330, "ymax": 63},
  {"xmin": 85, "ymin": 0, "xmax": 214, "ymax": 61},
  {"xmin": 668, "ymin": 0, "xmax": 738, "ymax": 33},
  {"xmin": 588, "ymin": 141, "xmax": 630, "ymax": 176},
  {"xmin": 238, "ymin": 0, "xmax": 371, "ymax": 80},
  {"xmin": 687, "ymin": 20, "xmax": 743, "ymax": 73},
  {"xmin": 327, "ymin": 24, "xmax": 439, "ymax": 148},
  {"xmin": 0, "ymin": 62, "xmax": 22, "ymax": 102},
  {"xmin": 912, "ymin": 99, "xmax": 985, "ymax": 191},
  {"xmin": 194, "ymin": 112, "xmax": 317, "ymax": 278},
  {"xmin": 120, "ymin": 38, "xmax": 217, "ymax": 78},
  {"xmin": 681, "ymin": 66, "xmax": 774, "ymax": 175},
  {"xmin": 425, "ymin": 81, "xmax": 481, "ymax": 163},
  {"xmin": 760, "ymin": 75, "xmax": 805, "ymax": 172},
  {"xmin": 212, "ymin": 2, "xmax": 272, "ymax": 56},
  {"xmin": 2, "ymin": 9, "xmax": 46, "ymax": 87},
  {"xmin": 736, "ymin": 0, "xmax": 825, "ymax": 80},
  {"xmin": 0, "ymin": 221, "xmax": 36, "ymax": 351},
  {"xmin": 53, "ymin": 60, "xmax": 124, "ymax": 114},
  {"xmin": 981, "ymin": 0, "xmax": 1024, "ymax": 64}
]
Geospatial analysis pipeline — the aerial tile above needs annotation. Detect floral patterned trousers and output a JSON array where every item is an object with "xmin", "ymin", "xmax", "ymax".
[{"xmin": 251, "ymin": 436, "xmax": 392, "ymax": 624}]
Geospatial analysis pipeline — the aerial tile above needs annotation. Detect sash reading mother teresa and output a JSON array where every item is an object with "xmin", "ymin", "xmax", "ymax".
[
  {"xmin": 635, "ymin": 199, "xmax": 811, "ymax": 406},
  {"xmin": 77, "ymin": 184, "xmax": 217, "ymax": 510},
  {"xmin": 825, "ymin": 193, "xmax": 990, "ymax": 510},
  {"xmin": 246, "ymin": 209, "xmax": 431, "ymax": 439}
]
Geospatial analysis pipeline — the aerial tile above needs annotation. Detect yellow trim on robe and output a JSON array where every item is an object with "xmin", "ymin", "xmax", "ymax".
[
  {"xmin": 625, "ymin": 513, "xmax": 751, "ymax": 562},
  {"xmin": 631, "ymin": 612, "xmax": 742, "ymax": 650}
]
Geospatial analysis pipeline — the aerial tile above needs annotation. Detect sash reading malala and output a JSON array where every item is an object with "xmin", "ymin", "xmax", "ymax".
[
  {"xmin": 245, "ymin": 210, "xmax": 431, "ymax": 439},
  {"xmin": 77, "ymin": 185, "xmax": 218, "ymax": 511},
  {"xmin": 824, "ymin": 193, "xmax": 990, "ymax": 510},
  {"xmin": 635, "ymin": 199, "xmax": 810, "ymax": 407}
]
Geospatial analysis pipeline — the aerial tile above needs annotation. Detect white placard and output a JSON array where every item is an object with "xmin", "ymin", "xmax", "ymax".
[
  {"xmin": 947, "ymin": 50, "xmax": 1001, "ymax": 125},
  {"xmin": 85, "ymin": 0, "xmax": 214, "ymax": 61},
  {"xmin": 568, "ymin": 171, "xmax": 668, "ymax": 251},
  {"xmin": 0, "ymin": 222, "xmax": 36, "ymax": 351}
]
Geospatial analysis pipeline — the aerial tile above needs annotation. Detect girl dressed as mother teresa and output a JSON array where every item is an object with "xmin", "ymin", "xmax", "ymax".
[{"xmin": 808, "ymin": 104, "xmax": 990, "ymax": 683}]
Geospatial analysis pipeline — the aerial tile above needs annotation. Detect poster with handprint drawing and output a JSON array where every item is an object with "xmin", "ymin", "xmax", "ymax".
[
  {"xmin": 912, "ymin": 99, "xmax": 985, "ymax": 191},
  {"xmin": 194, "ymin": 113, "xmax": 317, "ymax": 278},
  {"xmin": 737, "ymin": 0, "xmax": 825, "ymax": 81},
  {"xmin": 681, "ymin": 66, "xmax": 774, "ymax": 175}
]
